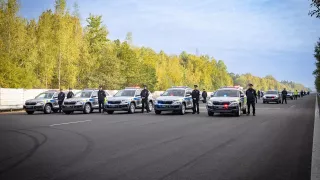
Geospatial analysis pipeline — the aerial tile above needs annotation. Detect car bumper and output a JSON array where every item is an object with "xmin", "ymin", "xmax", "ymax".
[
  {"xmin": 62, "ymin": 105, "xmax": 85, "ymax": 111},
  {"xmin": 154, "ymin": 104, "xmax": 182, "ymax": 111},
  {"xmin": 207, "ymin": 105, "xmax": 239, "ymax": 113},
  {"xmin": 23, "ymin": 105, "xmax": 44, "ymax": 111},
  {"xmin": 263, "ymin": 98, "xmax": 280, "ymax": 102},
  {"xmin": 105, "ymin": 104, "xmax": 130, "ymax": 111}
]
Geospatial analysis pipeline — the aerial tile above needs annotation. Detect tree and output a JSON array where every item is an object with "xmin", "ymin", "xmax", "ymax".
[{"xmin": 309, "ymin": 0, "xmax": 320, "ymax": 18}]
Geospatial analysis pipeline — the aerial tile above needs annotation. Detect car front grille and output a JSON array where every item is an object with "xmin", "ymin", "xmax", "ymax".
[
  {"xmin": 158, "ymin": 101, "xmax": 173, "ymax": 104},
  {"xmin": 25, "ymin": 102, "xmax": 36, "ymax": 105},
  {"xmin": 212, "ymin": 101, "xmax": 230, "ymax": 105},
  {"xmin": 64, "ymin": 101, "xmax": 76, "ymax": 105},
  {"xmin": 108, "ymin": 101, "xmax": 121, "ymax": 104}
]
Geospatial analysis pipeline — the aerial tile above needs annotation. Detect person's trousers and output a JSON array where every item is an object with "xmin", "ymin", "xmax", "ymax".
[
  {"xmin": 141, "ymin": 98, "xmax": 150, "ymax": 112},
  {"xmin": 193, "ymin": 100, "xmax": 199, "ymax": 113},
  {"xmin": 98, "ymin": 100, "xmax": 104, "ymax": 113},
  {"xmin": 282, "ymin": 97, "xmax": 287, "ymax": 104},
  {"xmin": 247, "ymin": 101, "xmax": 255, "ymax": 115},
  {"xmin": 58, "ymin": 101, "xmax": 63, "ymax": 113}
]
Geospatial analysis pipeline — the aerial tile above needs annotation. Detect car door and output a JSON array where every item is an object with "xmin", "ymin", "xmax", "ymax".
[
  {"xmin": 52, "ymin": 93, "xmax": 59, "ymax": 108},
  {"xmin": 135, "ymin": 89, "xmax": 142, "ymax": 107},
  {"xmin": 91, "ymin": 91, "xmax": 99, "ymax": 108},
  {"xmin": 185, "ymin": 90, "xmax": 193, "ymax": 108},
  {"xmin": 240, "ymin": 91, "xmax": 246, "ymax": 108}
]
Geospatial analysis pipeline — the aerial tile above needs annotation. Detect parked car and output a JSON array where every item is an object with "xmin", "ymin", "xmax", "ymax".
[
  {"xmin": 263, "ymin": 90, "xmax": 282, "ymax": 104},
  {"xmin": 286, "ymin": 91, "xmax": 294, "ymax": 100}
]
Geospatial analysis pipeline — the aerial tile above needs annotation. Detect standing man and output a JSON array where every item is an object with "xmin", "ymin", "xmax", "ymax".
[
  {"xmin": 192, "ymin": 85, "xmax": 200, "ymax": 114},
  {"xmin": 257, "ymin": 90, "xmax": 261, "ymax": 99},
  {"xmin": 67, "ymin": 88, "xmax": 74, "ymax": 99},
  {"xmin": 300, "ymin": 90, "xmax": 304, "ymax": 98},
  {"xmin": 98, "ymin": 86, "xmax": 106, "ymax": 113},
  {"xmin": 58, "ymin": 89, "xmax": 65, "ymax": 113},
  {"xmin": 246, "ymin": 83, "xmax": 257, "ymax": 116},
  {"xmin": 140, "ymin": 85, "xmax": 151, "ymax": 113},
  {"xmin": 281, "ymin": 88, "xmax": 288, "ymax": 104},
  {"xmin": 294, "ymin": 90, "xmax": 298, "ymax": 100},
  {"xmin": 202, "ymin": 89, "xmax": 207, "ymax": 103}
]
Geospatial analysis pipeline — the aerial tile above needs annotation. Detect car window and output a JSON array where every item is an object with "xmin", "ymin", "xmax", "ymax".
[
  {"xmin": 114, "ymin": 90, "xmax": 136, "ymax": 97},
  {"xmin": 92, "ymin": 91, "xmax": 98, "ymax": 97},
  {"xmin": 214, "ymin": 90, "xmax": 239, "ymax": 97},
  {"xmin": 266, "ymin": 91, "xmax": 278, "ymax": 94},
  {"xmin": 162, "ymin": 89, "xmax": 185, "ymax": 97},
  {"xmin": 74, "ymin": 91, "xmax": 93, "ymax": 98},
  {"xmin": 104, "ymin": 91, "xmax": 109, "ymax": 96},
  {"xmin": 53, "ymin": 93, "xmax": 58, "ymax": 98},
  {"xmin": 135, "ymin": 90, "xmax": 141, "ymax": 96}
]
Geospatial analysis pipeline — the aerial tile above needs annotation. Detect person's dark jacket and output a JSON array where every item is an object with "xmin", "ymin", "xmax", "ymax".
[
  {"xmin": 202, "ymin": 91, "xmax": 207, "ymax": 99},
  {"xmin": 281, "ymin": 90, "xmax": 288, "ymax": 97},
  {"xmin": 58, "ymin": 92, "xmax": 65, "ymax": 102},
  {"xmin": 98, "ymin": 90, "xmax": 106, "ymax": 101},
  {"xmin": 140, "ymin": 89, "xmax": 149, "ymax": 99},
  {"xmin": 257, "ymin": 90, "xmax": 261, "ymax": 97},
  {"xmin": 67, "ymin": 91, "xmax": 74, "ymax": 99},
  {"xmin": 246, "ymin": 88, "xmax": 257, "ymax": 102},
  {"xmin": 192, "ymin": 89, "xmax": 200, "ymax": 101}
]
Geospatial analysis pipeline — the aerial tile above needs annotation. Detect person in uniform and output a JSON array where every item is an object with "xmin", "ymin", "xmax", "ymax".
[
  {"xmin": 67, "ymin": 88, "xmax": 74, "ymax": 99},
  {"xmin": 98, "ymin": 86, "xmax": 106, "ymax": 113},
  {"xmin": 140, "ymin": 85, "xmax": 150, "ymax": 113},
  {"xmin": 202, "ymin": 89, "xmax": 207, "ymax": 103},
  {"xmin": 58, "ymin": 89, "xmax": 65, "ymax": 113},
  {"xmin": 294, "ymin": 90, "xmax": 298, "ymax": 100},
  {"xmin": 281, "ymin": 88, "xmax": 288, "ymax": 104},
  {"xmin": 257, "ymin": 90, "xmax": 261, "ymax": 99},
  {"xmin": 245, "ymin": 83, "xmax": 257, "ymax": 116},
  {"xmin": 192, "ymin": 85, "xmax": 200, "ymax": 114}
]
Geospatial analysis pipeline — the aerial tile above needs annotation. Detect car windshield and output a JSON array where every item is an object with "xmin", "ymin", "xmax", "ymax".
[
  {"xmin": 266, "ymin": 91, "xmax": 278, "ymax": 94},
  {"xmin": 35, "ymin": 93, "xmax": 54, "ymax": 99},
  {"xmin": 74, "ymin": 91, "xmax": 92, "ymax": 98},
  {"xmin": 162, "ymin": 89, "xmax": 185, "ymax": 97},
  {"xmin": 114, "ymin": 90, "xmax": 136, "ymax": 97},
  {"xmin": 214, "ymin": 90, "xmax": 239, "ymax": 97}
]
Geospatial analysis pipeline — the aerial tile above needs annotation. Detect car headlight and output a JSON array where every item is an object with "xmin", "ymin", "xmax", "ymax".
[
  {"xmin": 274, "ymin": 96, "xmax": 278, "ymax": 98},
  {"xmin": 172, "ymin": 100, "xmax": 182, "ymax": 105},
  {"xmin": 229, "ymin": 101, "xmax": 238, "ymax": 106},
  {"xmin": 75, "ymin": 101, "xmax": 83, "ymax": 105},
  {"xmin": 36, "ymin": 102, "xmax": 44, "ymax": 106},
  {"xmin": 121, "ymin": 100, "xmax": 129, "ymax": 104},
  {"xmin": 207, "ymin": 101, "xmax": 213, "ymax": 106}
]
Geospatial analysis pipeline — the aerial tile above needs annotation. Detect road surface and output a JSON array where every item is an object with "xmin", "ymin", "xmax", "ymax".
[{"xmin": 0, "ymin": 95, "xmax": 315, "ymax": 180}]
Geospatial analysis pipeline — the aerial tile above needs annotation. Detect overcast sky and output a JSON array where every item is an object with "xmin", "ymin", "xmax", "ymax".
[{"xmin": 19, "ymin": 0, "xmax": 320, "ymax": 89}]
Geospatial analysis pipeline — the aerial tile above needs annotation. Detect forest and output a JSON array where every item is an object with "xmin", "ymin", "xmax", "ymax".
[{"xmin": 0, "ymin": 0, "xmax": 310, "ymax": 92}]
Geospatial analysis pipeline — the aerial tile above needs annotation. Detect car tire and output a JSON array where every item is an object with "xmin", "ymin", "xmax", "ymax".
[
  {"xmin": 148, "ymin": 101, "xmax": 154, "ymax": 112},
  {"xmin": 235, "ymin": 105, "xmax": 241, "ymax": 117},
  {"xmin": 179, "ymin": 103, "xmax": 186, "ymax": 115},
  {"xmin": 44, "ymin": 104, "xmax": 52, "ymax": 114},
  {"xmin": 155, "ymin": 110, "xmax": 161, "ymax": 114},
  {"xmin": 263, "ymin": 101, "xmax": 266, "ymax": 104},
  {"xmin": 208, "ymin": 111, "xmax": 214, "ymax": 116},
  {"xmin": 26, "ymin": 111, "xmax": 34, "ymax": 115},
  {"xmin": 83, "ymin": 103, "xmax": 91, "ymax": 114},
  {"xmin": 64, "ymin": 111, "xmax": 72, "ymax": 114},
  {"xmin": 107, "ymin": 110, "xmax": 114, "ymax": 114},
  {"xmin": 128, "ymin": 103, "xmax": 135, "ymax": 114}
]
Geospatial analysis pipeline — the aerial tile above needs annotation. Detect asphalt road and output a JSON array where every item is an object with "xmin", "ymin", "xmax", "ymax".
[{"xmin": 0, "ymin": 95, "xmax": 316, "ymax": 180}]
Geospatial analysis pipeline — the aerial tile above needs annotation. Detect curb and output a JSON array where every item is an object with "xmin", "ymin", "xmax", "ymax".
[{"xmin": 312, "ymin": 95, "xmax": 320, "ymax": 180}]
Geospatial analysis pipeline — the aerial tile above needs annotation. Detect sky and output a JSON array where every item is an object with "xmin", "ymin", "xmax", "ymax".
[{"xmin": 19, "ymin": 0, "xmax": 320, "ymax": 90}]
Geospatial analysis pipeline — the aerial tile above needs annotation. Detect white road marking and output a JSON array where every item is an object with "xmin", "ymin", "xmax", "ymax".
[
  {"xmin": 312, "ymin": 96, "xmax": 320, "ymax": 180},
  {"xmin": 49, "ymin": 120, "xmax": 92, "ymax": 127}
]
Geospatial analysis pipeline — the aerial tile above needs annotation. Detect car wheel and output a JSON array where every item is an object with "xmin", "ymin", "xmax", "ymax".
[
  {"xmin": 155, "ymin": 110, "xmax": 161, "ymax": 114},
  {"xmin": 263, "ymin": 101, "xmax": 266, "ymax": 104},
  {"xmin": 83, "ymin": 103, "xmax": 91, "ymax": 114},
  {"xmin": 208, "ymin": 111, "xmax": 214, "ymax": 116},
  {"xmin": 235, "ymin": 105, "xmax": 241, "ymax": 117},
  {"xmin": 107, "ymin": 110, "xmax": 114, "ymax": 114},
  {"xmin": 26, "ymin": 111, "xmax": 34, "ymax": 115},
  {"xmin": 148, "ymin": 101, "xmax": 154, "ymax": 112},
  {"xmin": 128, "ymin": 103, "xmax": 135, "ymax": 114},
  {"xmin": 180, "ymin": 103, "xmax": 186, "ymax": 115},
  {"xmin": 44, "ymin": 104, "xmax": 52, "ymax": 114}
]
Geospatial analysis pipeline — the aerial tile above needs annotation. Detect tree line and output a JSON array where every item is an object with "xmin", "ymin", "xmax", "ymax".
[
  {"xmin": 0, "ymin": 0, "xmax": 310, "ymax": 92},
  {"xmin": 310, "ymin": 0, "xmax": 320, "ymax": 91}
]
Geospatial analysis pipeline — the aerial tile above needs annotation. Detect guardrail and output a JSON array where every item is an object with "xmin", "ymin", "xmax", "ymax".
[{"xmin": 0, "ymin": 88, "xmax": 213, "ymax": 111}]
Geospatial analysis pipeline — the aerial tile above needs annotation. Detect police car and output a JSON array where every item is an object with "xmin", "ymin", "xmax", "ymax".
[
  {"xmin": 206, "ymin": 86, "xmax": 247, "ymax": 116},
  {"xmin": 23, "ymin": 90, "xmax": 62, "ymax": 114},
  {"xmin": 62, "ymin": 89, "xmax": 112, "ymax": 114},
  {"xmin": 154, "ymin": 86, "xmax": 194, "ymax": 115},
  {"xmin": 104, "ymin": 87, "xmax": 154, "ymax": 114}
]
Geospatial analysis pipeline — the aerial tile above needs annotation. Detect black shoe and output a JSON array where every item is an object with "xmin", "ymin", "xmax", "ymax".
[
  {"xmin": 197, "ymin": 112, "xmax": 199, "ymax": 114},
  {"xmin": 253, "ymin": 114, "xmax": 256, "ymax": 116},
  {"xmin": 247, "ymin": 113, "xmax": 250, "ymax": 116}
]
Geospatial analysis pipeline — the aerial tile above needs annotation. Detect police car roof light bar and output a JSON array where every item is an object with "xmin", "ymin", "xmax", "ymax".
[{"xmin": 171, "ymin": 86, "xmax": 189, "ymax": 89}]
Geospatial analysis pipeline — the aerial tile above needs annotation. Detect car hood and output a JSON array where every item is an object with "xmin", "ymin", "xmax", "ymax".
[
  {"xmin": 64, "ymin": 97, "xmax": 90, "ymax": 102},
  {"xmin": 264, "ymin": 94, "xmax": 278, "ymax": 96},
  {"xmin": 156, "ymin": 96, "xmax": 185, "ymax": 101},
  {"xmin": 209, "ymin": 97, "xmax": 239, "ymax": 102},
  {"xmin": 107, "ymin": 97, "xmax": 134, "ymax": 101},
  {"xmin": 26, "ymin": 99, "xmax": 50, "ymax": 103}
]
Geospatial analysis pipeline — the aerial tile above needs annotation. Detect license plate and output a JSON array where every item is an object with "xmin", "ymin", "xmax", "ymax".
[
  {"xmin": 67, "ymin": 106, "xmax": 73, "ymax": 108},
  {"xmin": 110, "ymin": 105, "xmax": 116, "ymax": 107},
  {"xmin": 26, "ymin": 105, "xmax": 33, "ymax": 109},
  {"xmin": 161, "ymin": 105, "xmax": 168, "ymax": 108}
]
